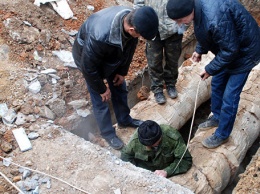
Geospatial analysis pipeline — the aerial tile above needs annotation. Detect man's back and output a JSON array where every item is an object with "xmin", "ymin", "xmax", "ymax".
[{"xmin": 121, "ymin": 124, "xmax": 192, "ymax": 177}]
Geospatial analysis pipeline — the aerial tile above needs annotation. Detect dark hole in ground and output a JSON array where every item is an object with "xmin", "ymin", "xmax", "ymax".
[{"xmin": 179, "ymin": 99, "xmax": 211, "ymax": 143}]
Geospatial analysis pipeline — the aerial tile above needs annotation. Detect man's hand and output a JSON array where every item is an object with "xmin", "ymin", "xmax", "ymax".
[
  {"xmin": 100, "ymin": 87, "xmax": 111, "ymax": 102},
  {"xmin": 200, "ymin": 70, "xmax": 211, "ymax": 80},
  {"xmin": 154, "ymin": 170, "xmax": 167, "ymax": 177},
  {"xmin": 191, "ymin": 52, "xmax": 202, "ymax": 62},
  {"xmin": 113, "ymin": 74, "xmax": 124, "ymax": 86}
]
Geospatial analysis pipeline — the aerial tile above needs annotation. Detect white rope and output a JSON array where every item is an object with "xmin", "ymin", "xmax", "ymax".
[
  {"xmin": 0, "ymin": 156, "xmax": 90, "ymax": 194},
  {"xmin": 172, "ymin": 78, "xmax": 202, "ymax": 174},
  {"xmin": 0, "ymin": 171, "xmax": 25, "ymax": 194}
]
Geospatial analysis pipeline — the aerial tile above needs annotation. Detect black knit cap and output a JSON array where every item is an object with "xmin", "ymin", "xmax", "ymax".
[
  {"xmin": 166, "ymin": 0, "xmax": 194, "ymax": 20},
  {"xmin": 138, "ymin": 120, "xmax": 162, "ymax": 146},
  {"xmin": 133, "ymin": 6, "xmax": 159, "ymax": 40}
]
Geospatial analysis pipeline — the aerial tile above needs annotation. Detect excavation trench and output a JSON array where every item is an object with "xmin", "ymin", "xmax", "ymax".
[
  {"xmin": 66, "ymin": 36, "xmax": 259, "ymax": 193},
  {"xmin": 69, "ymin": 32, "xmax": 197, "ymax": 142}
]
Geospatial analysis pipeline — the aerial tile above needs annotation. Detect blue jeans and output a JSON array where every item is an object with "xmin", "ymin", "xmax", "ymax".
[
  {"xmin": 211, "ymin": 70, "xmax": 250, "ymax": 139},
  {"xmin": 87, "ymin": 77, "xmax": 133, "ymax": 139}
]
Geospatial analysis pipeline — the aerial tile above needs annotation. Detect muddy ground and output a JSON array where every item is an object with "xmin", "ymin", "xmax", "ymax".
[{"xmin": 0, "ymin": 0, "xmax": 259, "ymax": 193}]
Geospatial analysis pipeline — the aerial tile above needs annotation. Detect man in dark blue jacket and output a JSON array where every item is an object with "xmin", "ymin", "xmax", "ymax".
[
  {"xmin": 166, "ymin": 0, "xmax": 260, "ymax": 148},
  {"xmin": 72, "ymin": 6, "xmax": 159, "ymax": 150}
]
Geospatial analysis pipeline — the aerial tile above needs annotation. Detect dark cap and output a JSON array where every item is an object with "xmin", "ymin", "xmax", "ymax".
[
  {"xmin": 133, "ymin": 6, "xmax": 159, "ymax": 40},
  {"xmin": 138, "ymin": 120, "xmax": 162, "ymax": 146},
  {"xmin": 166, "ymin": 0, "xmax": 194, "ymax": 20}
]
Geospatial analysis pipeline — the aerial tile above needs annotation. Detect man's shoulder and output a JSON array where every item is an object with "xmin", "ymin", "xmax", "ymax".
[
  {"xmin": 127, "ymin": 131, "xmax": 139, "ymax": 144},
  {"xmin": 160, "ymin": 124, "xmax": 181, "ymax": 140}
]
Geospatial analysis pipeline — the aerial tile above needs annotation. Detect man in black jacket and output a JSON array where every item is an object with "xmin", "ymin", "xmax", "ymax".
[
  {"xmin": 72, "ymin": 6, "xmax": 159, "ymax": 150},
  {"xmin": 166, "ymin": 0, "xmax": 260, "ymax": 148}
]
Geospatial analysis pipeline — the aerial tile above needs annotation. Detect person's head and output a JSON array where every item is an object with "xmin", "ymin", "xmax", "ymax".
[
  {"xmin": 125, "ymin": 6, "xmax": 159, "ymax": 40},
  {"xmin": 166, "ymin": 0, "xmax": 194, "ymax": 25},
  {"xmin": 138, "ymin": 120, "xmax": 162, "ymax": 148}
]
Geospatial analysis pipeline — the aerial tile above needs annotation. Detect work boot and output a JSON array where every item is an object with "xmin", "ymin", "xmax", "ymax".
[
  {"xmin": 202, "ymin": 133, "xmax": 228, "ymax": 149},
  {"xmin": 104, "ymin": 136, "xmax": 124, "ymax": 150},
  {"xmin": 198, "ymin": 115, "xmax": 219, "ymax": 130},
  {"xmin": 118, "ymin": 119, "xmax": 143, "ymax": 128},
  {"xmin": 167, "ymin": 86, "xmax": 178, "ymax": 99},
  {"xmin": 154, "ymin": 92, "xmax": 166, "ymax": 104}
]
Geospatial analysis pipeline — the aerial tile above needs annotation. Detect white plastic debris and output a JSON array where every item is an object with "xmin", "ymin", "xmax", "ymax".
[{"xmin": 34, "ymin": 0, "xmax": 73, "ymax": 20}]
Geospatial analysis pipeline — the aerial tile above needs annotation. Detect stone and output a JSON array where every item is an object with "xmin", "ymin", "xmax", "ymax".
[
  {"xmin": 38, "ymin": 106, "xmax": 56, "ymax": 120},
  {"xmin": 13, "ymin": 176, "xmax": 22, "ymax": 182},
  {"xmin": 0, "ymin": 141, "xmax": 12, "ymax": 153},
  {"xmin": 28, "ymin": 80, "xmax": 41, "ymax": 94}
]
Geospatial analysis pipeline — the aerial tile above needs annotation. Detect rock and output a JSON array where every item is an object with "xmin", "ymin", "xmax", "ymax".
[
  {"xmin": 40, "ymin": 69, "xmax": 57, "ymax": 74},
  {"xmin": 2, "ymin": 108, "xmax": 17, "ymax": 126},
  {"xmin": 22, "ymin": 169, "xmax": 32, "ymax": 179},
  {"xmin": 0, "ymin": 103, "xmax": 8, "ymax": 118},
  {"xmin": 52, "ymin": 50, "xmax": 77, "ymax": 68},
  {"xmin": 28, "ymin": 80, "xmax": 41, "ymax": 94},
  {"xmin": 20, "ymin": 103, "xmax": 35, "ymax": 115},
  {"xmin": 32, "ymin": 186, "xmax": 39, "ymax": 194},
  {"xmin": 46, "ymin": 98, "xmax": 66, "ymax": 118},
  {"xmin": 12, "ymin": 99, "xmax": 24, "ymax": 107},
  {"xmin": 76, "ymin": 109, "xmax": 91, "ymax": 117},
  {"xmin": 0, "ymin": 141, "xmax": 13, "ymax": 153},
  {"xmin": 39, "ymin": 29, "xmax": 52, "ymax": 46},
  {"xmin": 15, "ymin": 112, "xmax": 27, "ymax": 125},
  {"xmin": 28, "ymin": 132, "xmax": 39, "ymax": 140},
  {"xmin": 33, "ymin": 50, "xmax": 42, "ymax": 61},
  {"xmin": 26, "ymin": 115, "xmax": 37, "ymax": 123},
  {"xmin": 25, "ymin": 160, "xmax": 33, "ymax": 166},
  {"xmin": 87, "ymin": 5, "xmax": 94, "ymax": 11},
  {"xmin": 51, "ymin": 78, "xmax": 57, "ymax": 84},
  {"xmin": 2, "ymin": 157, "xmax": 12, "ymax": 167},
  {"xmin": 68, "ymin": 99, "xmax": 88, "ymax": 109},
  {"xmin": 0, "ymin": 44, "xmax": 10, "ymax": 61},
  {"xmin": 37, "ymin": 74, "xmax": 48, "ymax": 86},
  {"xmin": 49, "ymin": 73, "xmax": 60, "ymax": 80},
  {"xmin": 137, "ymin": 85, "xmax": 150, "ymax": 101},
  {"xmin": 38, "ymin": 106, "xmax": 56, "ymax": 120},
  {"xmin": 13, "ymin": 175, "xmax": 22, "ymax": 182},
  {"xmin": 4, "ymin": 18, "xmax": 40, "ymax": 44},
  {"xmin": 10, "ymin": 169, "xmax": 20, "ymax": 176}
]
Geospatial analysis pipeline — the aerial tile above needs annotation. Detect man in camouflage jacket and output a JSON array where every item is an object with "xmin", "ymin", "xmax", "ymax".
[
  {"xmin": 121, "ymin": 120, "xmax": 192, "ymax": 177},
  {"xmin": 134, "ymin": 0, "xmax": 186, "ymax": 104}
]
